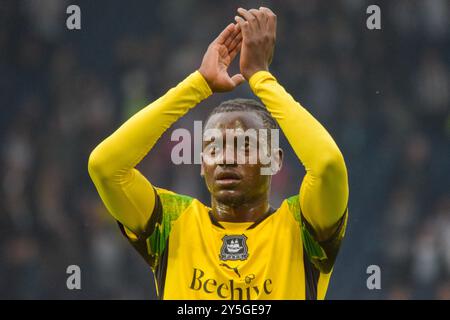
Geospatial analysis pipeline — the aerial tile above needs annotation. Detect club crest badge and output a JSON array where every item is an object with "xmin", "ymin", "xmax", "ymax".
[{"xmin": 220, "ymin": 235, "xmax": 249, "ymax": 261}]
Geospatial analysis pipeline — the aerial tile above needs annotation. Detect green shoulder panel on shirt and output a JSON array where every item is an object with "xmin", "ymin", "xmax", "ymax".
[
  {"xmin": 286, "ymin": 195, "xmax": 328, "ymax": 265},
  {"xmin": 146, "ymin": 189, "xmax": 195, "ymax": 267},
  {"xmin": 287, "ymin": 194, "xmax": 302, "ymax": 222}
]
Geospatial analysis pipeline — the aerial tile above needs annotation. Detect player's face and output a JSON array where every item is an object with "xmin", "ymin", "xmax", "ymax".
[{"xmin": 201, "ymin": 111, "xmax": 281, "ymax": 207}]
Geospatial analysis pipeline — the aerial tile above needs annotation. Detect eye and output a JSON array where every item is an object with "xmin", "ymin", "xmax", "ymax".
[
  {"xmin": 238, "ymin": 137, "xmax": 250, "ymax": 150},
  {"xmin": 237, "ymin": 143, "xmax": 246, "ymax": 150},
  {"xmin": 240, "ymin": 143, "xmax": 250, "ymax": 154},
  {"xmin": 205, "ymin": 143, "xmax": 220, "ymax": 156}
]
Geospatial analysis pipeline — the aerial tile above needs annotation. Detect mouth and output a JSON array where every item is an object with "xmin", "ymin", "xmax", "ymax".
[{"xmin": 215, "ymin": 171, "xmax": 242, "ymax": 187}]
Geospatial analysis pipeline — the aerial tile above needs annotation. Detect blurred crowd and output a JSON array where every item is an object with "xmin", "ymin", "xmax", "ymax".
[{"xmin": 0, "ymin": 0, "xmax": 449, "ymax": 299}]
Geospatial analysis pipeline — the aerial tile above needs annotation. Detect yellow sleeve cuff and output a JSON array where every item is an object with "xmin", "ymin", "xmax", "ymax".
[
  {"xmin": 191, "ymin": 70, "xmax": 213, "ymax": 99},
  {"xmin": 249, "ymin": 70, "xmax": 276, "ymax": 90}
]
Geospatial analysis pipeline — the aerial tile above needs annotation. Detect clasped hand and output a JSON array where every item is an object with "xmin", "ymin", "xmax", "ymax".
[{"xmin": 198, "ymin": 7, "xmax": 277, "ymax": 92}]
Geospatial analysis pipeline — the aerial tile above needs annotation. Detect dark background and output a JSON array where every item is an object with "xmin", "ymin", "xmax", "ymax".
[{"xmin": 0, "ymin": 0, "xmax": 449, "ymax": 299}]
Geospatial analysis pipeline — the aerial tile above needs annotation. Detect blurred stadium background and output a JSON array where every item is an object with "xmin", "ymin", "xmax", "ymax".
[{"xmin": 0, "ymin": 0, "xmax": 449, "ymax": 299}]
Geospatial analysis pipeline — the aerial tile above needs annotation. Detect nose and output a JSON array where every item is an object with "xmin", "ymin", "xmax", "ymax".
[{"xmin": 220, "ymin": 141, "xmax": 238, "ymax": 166}]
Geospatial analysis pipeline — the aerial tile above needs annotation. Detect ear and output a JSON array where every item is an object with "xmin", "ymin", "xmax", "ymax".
[
  {"xmin": 272, "ymin": 148, "xmax": 283, "ymax": 174},
  {"xmin": 200, "ymin": 152, "xmax": 205, "ymax": 177}
]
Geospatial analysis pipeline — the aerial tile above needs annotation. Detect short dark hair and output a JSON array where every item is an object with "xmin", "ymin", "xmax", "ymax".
[{"xmin": 204, "ymin": 98, "xmax": 278, "ymax": 130}]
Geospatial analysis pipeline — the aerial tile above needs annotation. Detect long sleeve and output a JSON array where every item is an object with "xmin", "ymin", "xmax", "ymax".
[
  {"xmin": 88, "ymin": 71, "xmax": 212, "ymax": 235},
  {"xmin": 249, "ymin": 71, "xmax": 348, "ymax": 240}
]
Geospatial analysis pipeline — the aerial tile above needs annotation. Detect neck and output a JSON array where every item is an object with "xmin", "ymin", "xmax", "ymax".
[{"xmin": 211, "ymin": 195, "xmax": 270, "ymax": 223}]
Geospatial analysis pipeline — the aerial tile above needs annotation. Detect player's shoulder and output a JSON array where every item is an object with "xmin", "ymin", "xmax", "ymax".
[
  {"xmin": 263, "ymin": 195, "xmax": 302, "ymax": 228},
  {"xmin": 282, "ymin": 194, "xmax": 302, "ymax": 223},
  {"xmin": 154, "ymin": 186, "xmax": 208, "ymax": 218}
]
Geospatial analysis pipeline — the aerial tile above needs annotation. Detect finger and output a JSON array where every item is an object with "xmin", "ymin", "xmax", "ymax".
[
  {"xmin": 260, "ymin": 6, "xmax": 276, "ymax": 17},
  {"xmin": 248, "ymin": 8, "xmax": 264, "ymax": 28},
  {"xmin": 215, "ymin": 23, "xmax": 235, "ymax": 45},
  {"xmin": 229, "ymin": 39, "xmax": 242, "ymax": 61},
  {"xmin": 234, "ymin": 16, "xmax": 250, "ymax": 37},
  {"xmin": 237, "ymin": 8, "xmax": 257, "ymax": 27},
  {"xmin": 224, "ymin": 23, "xmax": 241, "ymax": 48},
  {"xmin": 260, "ymin": 7, "xmax": 277, "ymax": 32},
  {"xmin": 228, "ymin": 31, "xmax": 242, "ymax": 52},
  {"xmin": 230, "ymin": 73, "xmax": 245, "ymax": 87},
  {"xmin": 257, "ymin": 7, "xmax": 269, "ymax": 29}
]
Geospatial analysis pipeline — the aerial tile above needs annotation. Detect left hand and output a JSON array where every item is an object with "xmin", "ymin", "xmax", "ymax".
[{"xmin": 198, "ymin": 23, "xmax": 245, "ymax": 92}]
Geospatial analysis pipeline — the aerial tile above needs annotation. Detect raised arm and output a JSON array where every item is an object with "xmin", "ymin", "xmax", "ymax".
[
  {"xmin": 236, "ymin": 8, "xmax": 348, "ymax": 241},
  {"xmin": 88, "ymin": 23, "xmax": 244, "ymax": 235}
]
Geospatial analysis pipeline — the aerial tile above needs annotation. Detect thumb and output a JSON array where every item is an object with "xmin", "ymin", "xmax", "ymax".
[{"xmin": 230, "ymin": 73, "xmax": 245, "ymax": 87}]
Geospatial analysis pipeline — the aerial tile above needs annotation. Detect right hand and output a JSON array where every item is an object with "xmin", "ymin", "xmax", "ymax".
[
  {"xmin": 234, "ymin": 7, "xmax": 277, "ymax": 80},
  {"xmin": 198, "ymin": 23, "xmax": 245, "ymax": 92}
]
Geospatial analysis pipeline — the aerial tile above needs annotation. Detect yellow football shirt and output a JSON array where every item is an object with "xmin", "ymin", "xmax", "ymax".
[{"xmin": 118, "ymin": 187, "xmax": 348, "ymax": 300}]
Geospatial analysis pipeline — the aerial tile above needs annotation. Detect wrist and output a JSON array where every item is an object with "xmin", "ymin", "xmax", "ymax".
[
  {"xmin": 248, "ymin": 70, "xmax": 275, "ymax": 91},
  {"xmin": 193, "ymin": 70, "xmax": 213, "ymax": 97},
  {"xmin": 197, "ymin": 68, "xmax": 214, "ymax": 92},
  {"xmin": 244, "ymin": 66, "xmax": 269, "ymax": 80}
]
